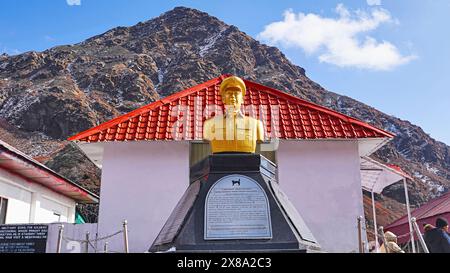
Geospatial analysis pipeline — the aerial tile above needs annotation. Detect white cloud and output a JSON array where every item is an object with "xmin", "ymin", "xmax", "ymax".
[
  {"xmin": 66, "ymin": 0, "xmax": 81, "ymax": 6},
  {"xmin": 367, "ymin": 0, "xmax": 382, "ymax": 6},
  {"xmin": 257, "ymin": 4, "xmax": 416, "ymax": 70}
]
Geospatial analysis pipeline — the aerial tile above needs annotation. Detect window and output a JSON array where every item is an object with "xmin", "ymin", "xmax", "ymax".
[{"xmin": 0, "ymin": 197, "xmax": 8, "ymax": 224}]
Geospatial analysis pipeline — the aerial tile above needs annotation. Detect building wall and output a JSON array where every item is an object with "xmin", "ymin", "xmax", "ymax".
[
  {"xmin": 277, "ymin": 140, "xmax": 365, "ymax": 253},
  {"xmin": 97, "ymin": 141, "xmax": 189, "ymax": 253},
  {"xmin": 0, "ymin": 168, "xmax": 76, "ymax": 224}
]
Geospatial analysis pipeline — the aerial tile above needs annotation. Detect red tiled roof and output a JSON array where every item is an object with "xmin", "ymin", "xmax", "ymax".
[{"xmin": 68, "ymin": 75, "xmax": 394, "ymax": 142}]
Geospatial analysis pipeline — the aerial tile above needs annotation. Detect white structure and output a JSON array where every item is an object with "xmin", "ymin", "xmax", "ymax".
[
  {"xmin": 278, "ymin": 140, "xmax": 365, "ymax": 252},
  {"xmin": 96, "ymin": 141, "xmax": 188, "ymax": 253},
  {"xmin": 360, "ymin": 157, "xmax": 414, "ymax": 253},
  {"xmin": 0, "ymin": 140, "xmax": 98, "ymax": 225},
  {"xmin": 69, "ymin": 75, "xmax": 395, "ymax": 253}
]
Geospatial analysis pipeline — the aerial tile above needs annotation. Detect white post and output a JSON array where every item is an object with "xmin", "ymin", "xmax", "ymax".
[
  {"xmin": 371, "ymin": 191, "xmax": 379, "ymax": 253},
  {"xmin": 123, "ymin": 220, "xmax": 129, "ymax": 253},
  {"xmin": 28, "ymin": 192, "xmax": 40, "ymax": 223},
  {"xmin": 68, "ymin": 206, "xmax": 75, "ymax": 224},
  {"xmin": 403, "ymin": 178, "xmax": 416, "ymax": 253},
  {"xmin": 28, "ymin": 192, "xmax": 37, "ymax": 223},
  {"xmin": 56, "ymin": 225, "xmax": 64, "ymax": 254},
  {"xmin": 411, "ymin": 217, "xmax": 429, "ymax": 253},
  {"xmin": 85, "ymin": 232, "xmax": 90, "ymax": 253},
  {"xmin": 357, "ymin": 216, "xmax": 363, "ymax": 253},
  {"xmin": 95, "ymin": 233, "xmax": 99, "ymax": 254}
]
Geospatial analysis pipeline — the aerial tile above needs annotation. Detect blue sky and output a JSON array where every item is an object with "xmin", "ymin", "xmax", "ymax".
[{"xmin": 1, "ymin": 0, "xmax": 449, "ymax": 145}]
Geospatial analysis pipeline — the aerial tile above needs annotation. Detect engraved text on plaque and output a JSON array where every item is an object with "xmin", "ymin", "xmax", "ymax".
[{"xmin": 204, "ymin": 175, "xmax": 272, "ymax": 240}]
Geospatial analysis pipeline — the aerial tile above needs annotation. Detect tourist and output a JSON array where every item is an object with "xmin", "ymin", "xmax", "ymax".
[
  {"xmin": 424, "ymin": 217, "xmax": 450, "ymax": 253},
  {"xmin": 379, "ymin": 231, "xmax": 405, "ymax": 253},
  {"xmin": 423, "ymin": 223, "xmax": 434, "ymax": 232}
]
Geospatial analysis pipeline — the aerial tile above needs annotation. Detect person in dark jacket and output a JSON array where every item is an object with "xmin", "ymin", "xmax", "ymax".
[
  {"xmin": 423, "ymin": 223, "xmax": 434, "ymax": 232},
  {"xmin": 424, "ymin": 217, "xmax": 450, "ymax": 253}
]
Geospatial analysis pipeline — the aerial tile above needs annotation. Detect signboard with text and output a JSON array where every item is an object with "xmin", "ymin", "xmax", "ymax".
[{"xmin": 0, "ymin": 224, "xmax": 48, "ymax": 253}]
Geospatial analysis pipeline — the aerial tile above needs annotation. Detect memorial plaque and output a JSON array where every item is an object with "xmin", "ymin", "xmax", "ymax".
[
  {"xmin": 205, "ymin": 174, "xmax": 272, "ymax": 240},
  {"xmin": 0, "ymin": 224, "xmax": 48, "ymax": 253}
]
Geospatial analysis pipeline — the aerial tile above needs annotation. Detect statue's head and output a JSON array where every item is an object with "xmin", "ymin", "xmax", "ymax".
[{"xmin": 220, "ymin": 76, "xmax": 246, "ymax": 110}]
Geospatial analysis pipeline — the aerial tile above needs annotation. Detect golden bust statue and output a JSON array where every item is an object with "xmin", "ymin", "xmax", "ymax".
[{"xmin": 203, "ymin": 76, "xmax": 264, "ymax": 153}]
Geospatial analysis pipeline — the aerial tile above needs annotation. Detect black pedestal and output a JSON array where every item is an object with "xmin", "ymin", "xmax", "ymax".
[{"xmin": 149, "ymin": 154, "xmax": 321, "ymax": 253}]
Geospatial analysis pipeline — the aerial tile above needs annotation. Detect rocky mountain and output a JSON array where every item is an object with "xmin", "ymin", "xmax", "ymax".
[{"xmin": 0, "ymin": 7, "xmax": 449, "ymax": 224}]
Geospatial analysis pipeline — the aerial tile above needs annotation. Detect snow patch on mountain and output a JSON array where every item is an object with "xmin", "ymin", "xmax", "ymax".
[{"xmin": 199, "ymin": 27, "xmax": 227, "ymax": 57}]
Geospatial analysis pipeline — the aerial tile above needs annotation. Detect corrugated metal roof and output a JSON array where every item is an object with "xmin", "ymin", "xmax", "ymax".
[
  {"xmin": 68, "ymin": 75, "xmax": 394, "ymax": 143},
  {"xmin": 387, "ymin": 191, "xmax": 450, "ymax": 229},
  {"xmin": 360, "ymin": 157, "xmax": 407, "ymax": 194},
  {"xmin": 385, "ymin": 192, "xmax": 450, "ymax": 244}
]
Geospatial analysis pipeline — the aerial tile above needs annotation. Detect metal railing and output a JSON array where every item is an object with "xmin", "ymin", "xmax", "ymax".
[
  {"xmin": 357, "ymin": 216, "xmax": 430, "ymax": 253},
  {"xmin": 56, "ymin": 220, "xmax": 129, "ymax": 253},
  {"xmin": 411, "ymin": 217, "xmax": 429, "ymax": 253},
  {"xmin": 357, "ymin": 216, "xmax": 364, "ymax": 253}
]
